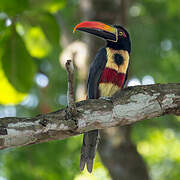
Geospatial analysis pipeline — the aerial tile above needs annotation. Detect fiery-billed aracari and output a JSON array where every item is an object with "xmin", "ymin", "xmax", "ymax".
[{"xmin": 73, "ymin": 21, "xmax": 131, "ymax": 173}]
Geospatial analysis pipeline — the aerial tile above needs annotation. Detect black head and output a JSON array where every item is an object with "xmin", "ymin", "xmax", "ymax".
[
  {"xmin": 106, "ymin": 25, "xmax": 131, "ymax": 53},
  {"xmin": 73, "ymin": 21, "xmax": 131, "ymax": 54}
]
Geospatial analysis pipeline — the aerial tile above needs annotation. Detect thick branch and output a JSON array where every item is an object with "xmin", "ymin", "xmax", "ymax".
[{"xmin": 0, "ymin": 83, "xmax": 179, "ymax": 150}]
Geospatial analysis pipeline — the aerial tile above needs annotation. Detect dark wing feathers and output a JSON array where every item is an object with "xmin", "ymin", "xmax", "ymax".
[
  {"xmin": 87, "ymin": 48, "xmax": 107, "ymax": 99},
  {"xmin": 80, "ymin": 48, "xmax": 107, "ymax": 173},
  {"xmin": 122, "ymin": 65, "xmax": 129, "ymax": 88}
]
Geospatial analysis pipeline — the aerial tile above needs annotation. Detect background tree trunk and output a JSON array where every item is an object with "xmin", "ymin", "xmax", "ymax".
[{"xmin": 79, "ymin": 0, "xmax": 150, "ymax": 179}]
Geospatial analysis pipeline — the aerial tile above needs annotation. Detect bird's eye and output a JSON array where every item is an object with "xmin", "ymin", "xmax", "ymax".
[{"xmin": 119, "ymin": 31, "xmax": 123, "ymax": 36}]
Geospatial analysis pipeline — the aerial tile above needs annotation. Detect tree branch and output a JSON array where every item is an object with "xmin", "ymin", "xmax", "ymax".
[{"xmin": 0, "ymin": 83, "xmax": 179, "ymax": 150}]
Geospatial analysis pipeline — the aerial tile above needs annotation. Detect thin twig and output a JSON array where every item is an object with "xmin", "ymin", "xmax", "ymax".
[{"xmin": 65, "ymin": 60, "xmax": 77, "ymax": 115}]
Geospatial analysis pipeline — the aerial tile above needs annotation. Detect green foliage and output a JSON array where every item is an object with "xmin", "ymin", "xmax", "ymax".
[
  {"xmin": 29, "ymin": 0, "xmax": 66, "ymax": 13},
  {"xmin": 0, "ymin": 0, "xmax": 29, "ymax": 17},
  {"xmin": 37, "ymin": 12, "xmax": 60, "ymax": 46},
  {"xmin": 0, "ymin": 19, "xmax": 6, "ymax": 34},
  {"xmin": 132, "ymin": 117, "xmax": 180, "ymax": 180},
  {"xmin": 0, "ymin": 0, "xmax": 60, "ymax": 96},
  {"xmin": 24, "ymin": 11, "xmax": 60, "ymax": 46},
  {"xmin": 130, "ymin": 0, "xmax": 180, "ymax": 83},
  {"xmin": 2, "ymin": 27, "xmax": 36, "ymax": 92},
  {"xmin": 20, "ymin": 25, "xmax": 52, "ymax": 58},
  {"xmin": 1, "ymin": 137, "xmax": 81, "ymax": 180},
  {"xmin": 129, "ymin": 1, "xmax": 180, "ymax": 179}
]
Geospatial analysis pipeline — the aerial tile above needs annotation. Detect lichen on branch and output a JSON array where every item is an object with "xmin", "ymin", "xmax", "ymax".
[{"xmin": 0, "ymin": 83, "xmax": 180, "ymax": 150}]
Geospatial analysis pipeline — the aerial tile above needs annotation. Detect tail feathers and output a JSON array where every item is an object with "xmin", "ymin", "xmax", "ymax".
[{"xmin": 80, "ymin": 130, "xmax": 99, "ymax": 173}]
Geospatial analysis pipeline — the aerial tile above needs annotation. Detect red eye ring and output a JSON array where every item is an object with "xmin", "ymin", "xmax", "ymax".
[
  {"xmin": 119, "ymin": 31, "xmax": 127, "ymax": 38},
  {"xmin": 123, "ymin": 32, "xmax": 127, "ymax": 38}
]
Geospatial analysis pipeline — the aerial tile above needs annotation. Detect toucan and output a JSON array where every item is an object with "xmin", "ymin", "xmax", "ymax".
[{"xmin": 73, "ymin": 21, "xmax": 131, "ymax": 173}]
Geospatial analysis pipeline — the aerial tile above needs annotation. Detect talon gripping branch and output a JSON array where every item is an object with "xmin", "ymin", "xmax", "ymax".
[{"xmin": 73, "ymin": 21, "xmax": 131, "ymax": 173}]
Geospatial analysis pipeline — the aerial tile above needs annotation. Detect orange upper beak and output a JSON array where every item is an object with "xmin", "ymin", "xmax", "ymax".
[{"xmin": 73, "ymin": 21, "xmax": 118, "ymax": 42}]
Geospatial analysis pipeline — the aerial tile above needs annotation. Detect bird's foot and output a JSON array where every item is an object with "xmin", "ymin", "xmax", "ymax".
[{"xmin": 99, "ymin": 96, "xmax": 111, "ymax": 101}]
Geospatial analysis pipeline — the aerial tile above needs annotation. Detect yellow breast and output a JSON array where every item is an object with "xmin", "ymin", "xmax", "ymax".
[
  {"xmin": 98, "ymin": 48, "xmax": 129, "ymax": 97},
  {"xmin": 106, "ymin": 48, "xmax": 129, "ymax": 74},
  {"xmin": 99, "ymin": 83, "xmax": 119, "ymax": 97}
]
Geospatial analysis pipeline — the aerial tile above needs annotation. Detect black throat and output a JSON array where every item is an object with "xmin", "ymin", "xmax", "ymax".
[{"xmin": 106, "ymin": 40, "xmax": 131, "ymax": 54}]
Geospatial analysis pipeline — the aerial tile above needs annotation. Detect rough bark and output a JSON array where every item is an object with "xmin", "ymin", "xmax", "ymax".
[{"xmin": 0, "ymin": 83, "xmax": 179, "ymax": 151}]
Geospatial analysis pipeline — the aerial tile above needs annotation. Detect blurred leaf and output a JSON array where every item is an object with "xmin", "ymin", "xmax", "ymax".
[
  {"xmin": 29, "ymin": 0, "xmax": 66, "ymax": 13},
  {"xmin": 0, "ymin": 0, "xmax": 29, "ymax": 16},
  {"xmin": 46, "ymin": 0, "xmax": 66, "ymax": 13},
  {"xmin": 26, "ymin": 12, "xmax": 60, "ymax": 46},
  {"xmin": 18, "ymin": 25, "xmax": 52, "ymax": 58},
  {"xmin": 2, "ymin": 137, "xmax": 81, "ymax": 180},
  {"xmin": 0, "ymin": 64, "xmax": 26, "ymax": 104},
  {"xmin": 38, "ymin": 12, "xmax": 60, "ymax": 46},
  {"xmin": 0, "ymin": 18, "xmax": 6, "ymax": 34},
  {"xmin": 135, "ymin": 127, "xmax": 180, "ymax": 180},
  {"xmin": 167, "ymin": 0, "xmax": 180, "ymax": 17},
  {"xmin": 1, "ymin": 27, "xmax": 36, "ymax": 93}
]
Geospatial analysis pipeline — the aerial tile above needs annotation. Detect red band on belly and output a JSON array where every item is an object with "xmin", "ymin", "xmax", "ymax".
[{"xmin": 99, "ymin": 68, "xmax": 125, "ymax": 88}]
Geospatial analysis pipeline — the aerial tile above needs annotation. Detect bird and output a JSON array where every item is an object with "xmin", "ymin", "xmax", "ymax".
[{"xmin": 73, "ymin": 21, "xmax": 131, "ymax": 173}]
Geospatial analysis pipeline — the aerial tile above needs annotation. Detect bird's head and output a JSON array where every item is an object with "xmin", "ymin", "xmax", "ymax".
[{"xmin": 73, "ymin": 21, "xmax": 131, "ymax": 53}]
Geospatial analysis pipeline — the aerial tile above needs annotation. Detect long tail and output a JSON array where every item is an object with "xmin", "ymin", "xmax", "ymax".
[{"xmin": 80, "ymin": 130, "xmax": 99, "ymax": 173}]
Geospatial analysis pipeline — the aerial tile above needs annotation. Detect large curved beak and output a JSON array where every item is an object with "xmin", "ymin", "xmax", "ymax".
[{"xmin": 73, "ymin": 21, "xmax": 118, "ymax": 42}]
